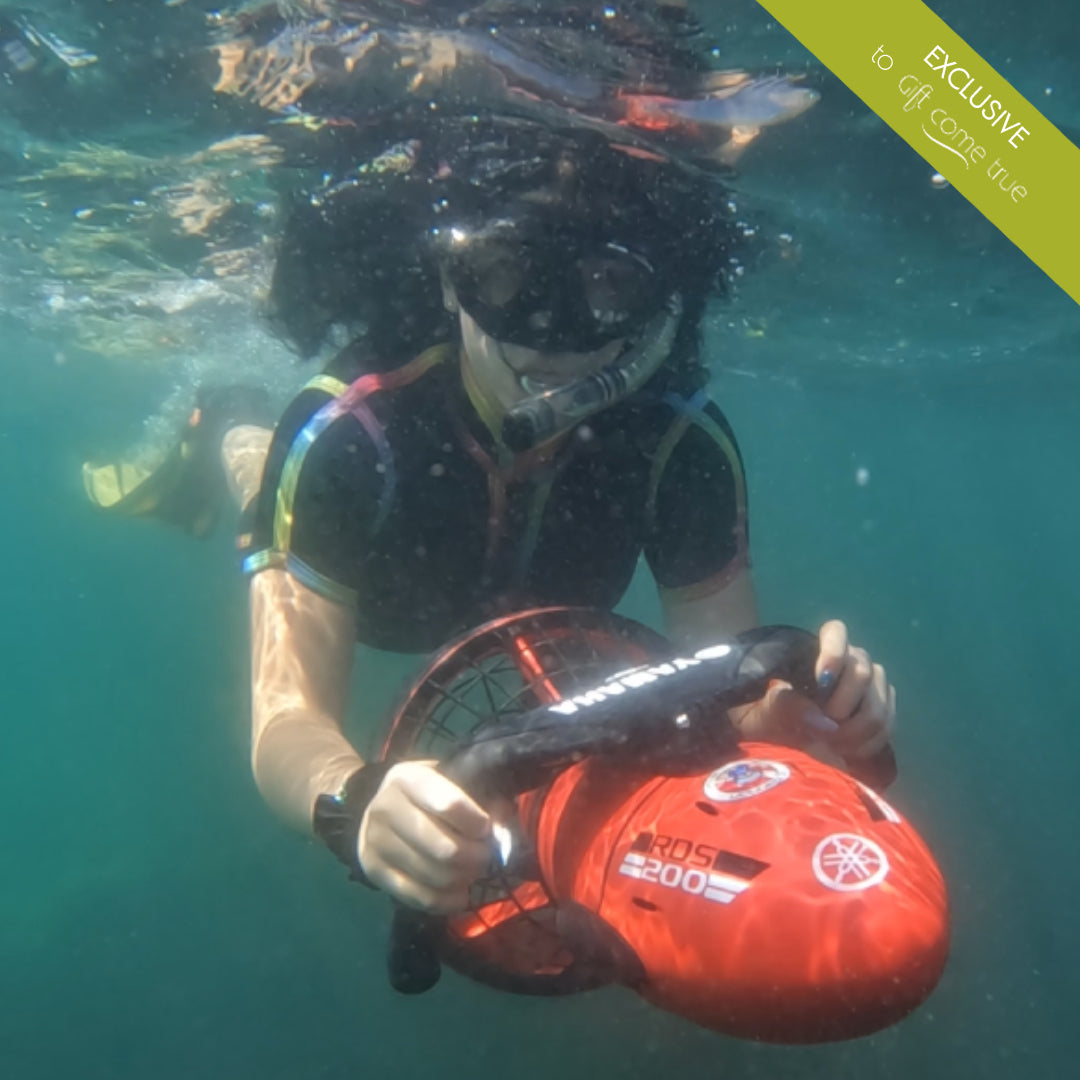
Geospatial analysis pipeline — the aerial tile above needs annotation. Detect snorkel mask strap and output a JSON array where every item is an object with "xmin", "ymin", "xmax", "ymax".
[{"xmin": 501, "ymin": 294, "xmax": 684, "ymax": 453}]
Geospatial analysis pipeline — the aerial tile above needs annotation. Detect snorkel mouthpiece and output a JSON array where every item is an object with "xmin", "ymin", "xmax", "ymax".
[
  {"xmin": 502, "ymin": 370, "xmax": 627, "ymax": 453},
  {"xmin": 501, "ymin": 295, "xmax": 682, "ymax": 452}
]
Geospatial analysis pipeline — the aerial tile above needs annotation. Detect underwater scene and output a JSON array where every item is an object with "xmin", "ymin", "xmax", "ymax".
[{"xmin": 2, "ymin": 2, "xmax": 1078, "ymax": 1077}]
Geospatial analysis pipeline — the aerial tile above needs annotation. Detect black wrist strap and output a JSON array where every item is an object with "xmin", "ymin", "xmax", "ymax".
[{"xmin": 312, "ymin": 762, "xmax": 394, "ymax": 889}]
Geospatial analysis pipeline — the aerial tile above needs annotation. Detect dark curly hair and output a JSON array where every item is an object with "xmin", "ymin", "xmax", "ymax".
[{"xmin": 267, "ymin": 115, "xmax": 739, "ymax": 379}]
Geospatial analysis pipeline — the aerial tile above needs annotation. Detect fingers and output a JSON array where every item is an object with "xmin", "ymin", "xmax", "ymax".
[
  {"xmin": 819, "ymin": 626, "xmax": 896, "ymax": 760},
  {"xmin": 395, "ymin": 765, "xmax": 492, "ymax": 842},
  {"xmin": 730, "ymin": 681, "xmax": 794, "ymax": 742},
  {"xmin": 816, "ymin": 620, "xmax": 881, "ymax": 724},
  {"xmin": 764, "ymin": 622, "xmax": 898, "ymax": 764},
  {"xmin": 358, "ymin": 762, "xmax": 494, "ymax": 914},
  {"xmin": 369, "ymin": 828, "xmax": 483, "ymax": 914},
  {"xmin": 815, "ymin": 619, "xmax": 849, "ymax": 691},
  {"xmin": 821, "ymin": 644, "xmax": 874, "ymax": 723},
  {"xmin": 730, "ymin": 681, "xmax": 838, "ymax": 746},
  {"xmin": 834, "ymin": 676, "xmax": 896, "ymax": 760},
  {"xmin": 369, "ymin": 781, "xmax": 492, "ymax": 882}
]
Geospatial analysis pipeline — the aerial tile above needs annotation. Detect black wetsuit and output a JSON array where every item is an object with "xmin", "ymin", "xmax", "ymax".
[{"xmin": 246, "ymin": 345, "xmax": 749, "ymax": 653}]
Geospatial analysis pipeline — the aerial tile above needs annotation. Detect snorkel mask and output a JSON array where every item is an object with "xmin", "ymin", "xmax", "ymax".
[{"xmin": 435, "ymin": 211, "xmax": 683, "ymax": 451}]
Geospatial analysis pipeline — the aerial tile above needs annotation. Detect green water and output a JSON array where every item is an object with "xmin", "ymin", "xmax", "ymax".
[{"xmin": 5, "ymin": 330, "xmax": 1078, "ymax": 1077}]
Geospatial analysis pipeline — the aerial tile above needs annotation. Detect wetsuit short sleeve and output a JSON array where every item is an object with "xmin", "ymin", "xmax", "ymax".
[
  {"xmin": 244, "ymin": 383, "xmax": 382, "ymax": 605},
  {"xmin": 643, "ymin": 398, "xmax": 750, "ymax": 596}
]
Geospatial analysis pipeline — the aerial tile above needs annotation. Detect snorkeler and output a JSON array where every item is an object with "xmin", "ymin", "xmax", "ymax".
[
  {"xmin": 224, "ymin": 118, "xmax": 893, "ymax": 914},
  {"xmin": 85, "ymin": 119, "xmax": 894, "ymax": 913},
  {"xmin": 81, "ymin": 4, "xmax": 894, "ymax": 916},
  {"xmin": 86, "ymin": 119, "xmax": 895, "ymax": 914}
]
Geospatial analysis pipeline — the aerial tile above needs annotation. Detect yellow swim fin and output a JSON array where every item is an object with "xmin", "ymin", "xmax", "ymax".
[
  {"xmin": 83, "ymin": 458, "xmax": 166, "ymax": 514},
  {"xmin": 82, "ymin": 409, "xmax": 221, "ymax": 538},
  {"xmin": 83, "ymin": 386, "xmax": 272, "ymax": 538}
]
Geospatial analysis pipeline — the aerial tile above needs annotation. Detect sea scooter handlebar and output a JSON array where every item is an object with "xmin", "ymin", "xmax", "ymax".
[
  {"xmin": 441, "ymin": 624, "xmax": 817, "ymax": 801},
  {"xmin": 388, "ymin": 625, "xmax": 896, "ymax": 995}
]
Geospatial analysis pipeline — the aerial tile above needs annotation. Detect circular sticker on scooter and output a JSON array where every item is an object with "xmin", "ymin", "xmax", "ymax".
[
  {"xmin": 812, "ymin": 833, "xmax": 890, "ymax": 892},
  {"xmin": 703, "ymin": 759, "xmax": 791, "ymax": 802}
]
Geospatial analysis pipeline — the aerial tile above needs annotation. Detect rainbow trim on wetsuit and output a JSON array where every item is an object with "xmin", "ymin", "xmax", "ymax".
[
  {"xmin": 242, "ymin": 345, "xmax": 453, "ymax": 588},
  {"xmin": 244, "ymin": 360, "xmax": 746, "ymax": 608}
]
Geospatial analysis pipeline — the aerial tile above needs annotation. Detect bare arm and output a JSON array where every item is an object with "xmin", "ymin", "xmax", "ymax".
[
  {"xmin": 660, "ymin": 565, "xmax": 760, "ymax": 652},
  {"xmin": 249, "ymin": 566, "xmax": 494, "ymax": 909},
  {"xmin": 249, "ymin": 567, "xmax": 361, "ymax": 832}
]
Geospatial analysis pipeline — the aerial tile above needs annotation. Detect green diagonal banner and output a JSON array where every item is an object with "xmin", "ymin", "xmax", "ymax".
[{"xmin": 756, "ymin": 0, "xmax": 1080, "ymax": 306}]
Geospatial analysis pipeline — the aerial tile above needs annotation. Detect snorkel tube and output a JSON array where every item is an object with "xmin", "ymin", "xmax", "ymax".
[{"xmin": 501, "ymin": 294, "xmax": 683, "ymax": 452}]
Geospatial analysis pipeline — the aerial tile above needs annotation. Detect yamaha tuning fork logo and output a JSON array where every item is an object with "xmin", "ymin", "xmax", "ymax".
[{"xmin": 812, "ymin": 834, "xmax": 891, "ymax": 892}]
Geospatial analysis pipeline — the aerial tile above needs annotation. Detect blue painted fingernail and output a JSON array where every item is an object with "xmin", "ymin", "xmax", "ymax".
[
  {"xmin": 804, "ymin": 707, "xmax": 840, "ymax": 734},
  {"xmin": 817, "ymin": 670, "xmax": 836, "ymax": 692}
]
